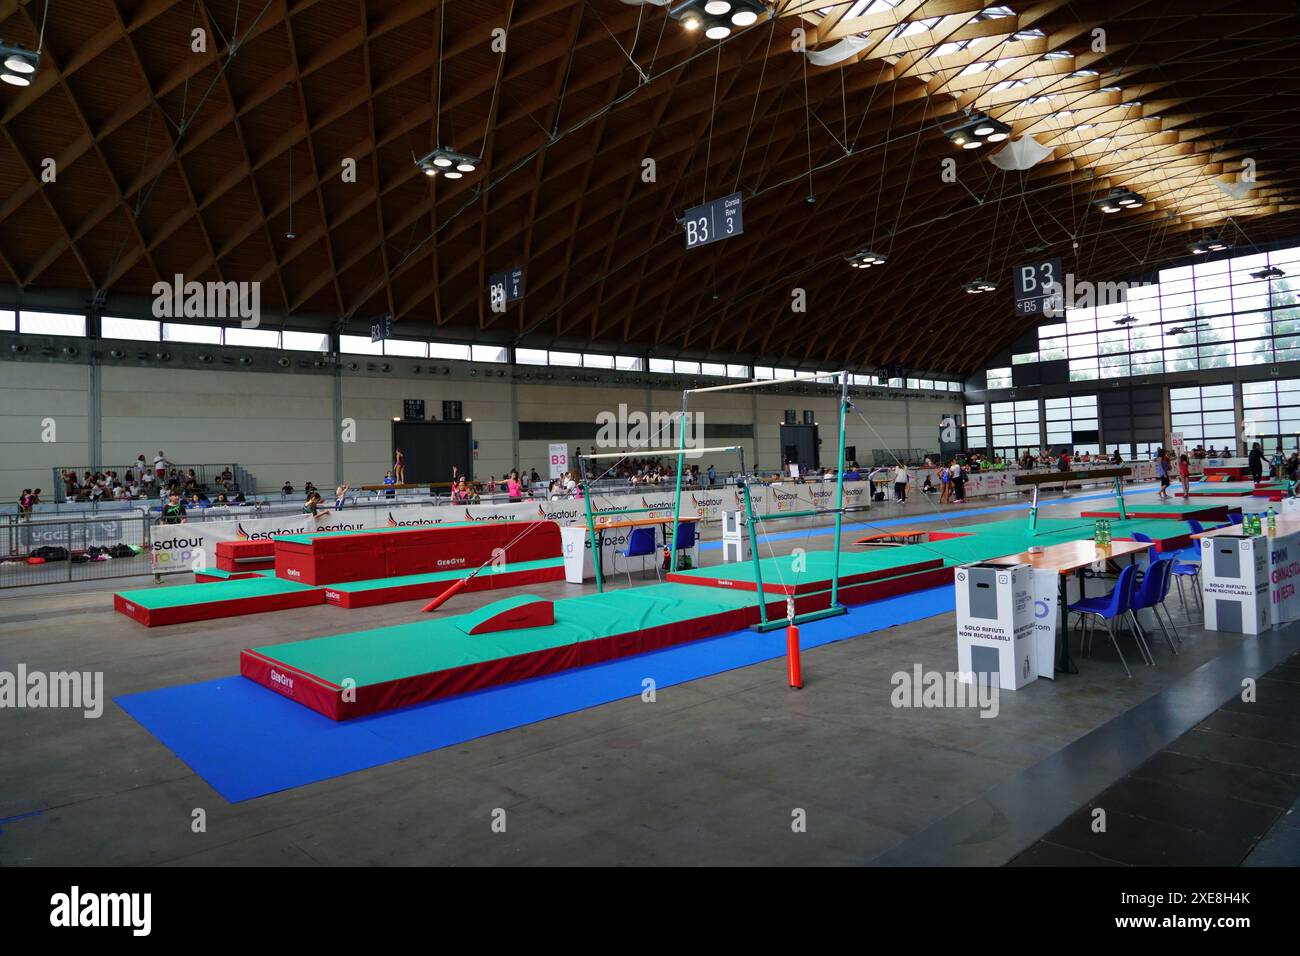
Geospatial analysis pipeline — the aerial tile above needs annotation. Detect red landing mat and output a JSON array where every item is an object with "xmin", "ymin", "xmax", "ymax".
[
  {"xmin": 1080, "ymin": 505, "xmax": 1232, "ymax": 522},
  {"xmin": 1203, "ymin": 466, "xmax": 1248, "ymax": 480},
  {"xmin": 216, "ymin": 539, "xmax": 276, "ymax": 572},
  {"xmin": 320, "ymin": 561, "xmax": 565, "ymax": 609},
  {"xmin": 114, "ymin": 578, "xmax": 324, "ymax": 627},
  {"xmin": 663, "ymin": 556, "xmax": 945, "ymax": 595},
  {"xmin": 274, "ymin": 521, "xmax": 561, "ymax": 585}
]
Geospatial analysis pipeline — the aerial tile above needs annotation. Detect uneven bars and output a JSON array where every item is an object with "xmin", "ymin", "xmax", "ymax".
[
  {"xmin": 684, "ymin": 370, "xmax": 847, "ymax": 395},
  {"xmin": 581, "ymin": 446, "xmax": 740, "ymax": 459}
]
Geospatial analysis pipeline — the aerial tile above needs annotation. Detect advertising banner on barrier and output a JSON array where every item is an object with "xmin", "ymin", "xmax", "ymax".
[
  {"xmin": 1266, "ymin": 528, "xmax": 1300, "ymax": 625},
  {"xmin": 1030, "ymin": 568, "xmax": 1059, "ymax": 679},
  {"xmin": 145, "ymin": 476, "xmax": 953, "ymax": 571}
]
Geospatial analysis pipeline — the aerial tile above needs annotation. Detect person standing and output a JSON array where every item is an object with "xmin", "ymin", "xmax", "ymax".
[
  {"xmin": 1249, "ymin": 442, "xmax": 1265, "ymax": 484},
  {"xmin": 393, "ymin": 447, "xmax": 406, "ymax": 484},
  {"xmin": 893, "ymin": 462, "xmax": 910, "ymax": 503},
  {"xmin": 1156, "ymin": 448, "xmax": 1171, "ymax": 499},
  {"xmin": 950, "ymin": 460, "xmax": 966, "ymax": 503},
  {"xmin": 506, "ymin": 470, "xmax": 524, "ymax": 502},
  {"xmin": 939, "ymin": 461, "xmax": 951, "ymax": 504},
  {"xmin": 1178, "ymin": 453, "xmax": 1191, "ymax": 498},
  {"xmin": 334, "ymin": 480, "xmax": 350, "ymax": 510},
  {"xmin": 160, "ymin": 492, "xmax": 186, "ymax": 524},
  {"xmin": 153, "ymin": 450, "xmax": 172, "ymax": 484}
]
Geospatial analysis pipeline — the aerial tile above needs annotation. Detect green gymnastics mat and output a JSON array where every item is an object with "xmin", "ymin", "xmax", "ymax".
[
  {"xmin": 116, "ymin": 576, "xmax": 323, "ymax": 626},
  {"xmin": 240, "ymin": 583, "xmax": 766, "ymax": 719}
]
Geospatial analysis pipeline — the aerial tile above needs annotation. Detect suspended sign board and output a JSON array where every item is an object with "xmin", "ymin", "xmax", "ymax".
[
  {"xmin": 1012, "ymin": 258, "xmax": 1063, "ymax": 317},
  {"xmin": 370, "ymin": 313, "xmax": 393, "ymax": 342},
  {"xmin": 488, "ymin": 267, "xmax": 525, "ymax": 312},
  {"xmin": 683, "ymin": 193, "xmax": 744, "ymax": 250}
]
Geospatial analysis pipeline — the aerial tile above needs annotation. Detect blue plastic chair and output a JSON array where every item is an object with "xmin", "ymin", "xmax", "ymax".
[
  {"xmin": 1130, "ymin": 557, "xmax": 1180, "ymax": 657},
  {"xmin": 615, "ymin": 527, "xmax": 658, "ymax": 584},
  {"xmin": 672, "ymin": 521, "xmax": 699, "ymax": 569},
  {"xmin": 1068, "ymin": 563, "xmax": 1144, "ymax": 678}
]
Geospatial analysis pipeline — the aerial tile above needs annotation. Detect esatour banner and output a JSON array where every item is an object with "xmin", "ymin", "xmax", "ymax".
[{"xmin": 144, "ymin": 469, "xmax": 1152, "ymax": 573}]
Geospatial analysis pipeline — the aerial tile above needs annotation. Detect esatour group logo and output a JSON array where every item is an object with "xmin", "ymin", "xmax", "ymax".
[
  {"xmin": 690, "ymin": 493, "xmax": 723, "ymax": 515},
  {"xmin": 640, "ymin": 495, "xmax": 674, "ymax": 518},
  {"xmin": 774, "ymin": 488, "xmax": 800, "ymax": 510},
  {"xmin": 151, "ymin": 273, "xmax": 261, "ymax": 328},
  {"xmin": 463, "ymin": 508, "xmax": 512, "ymax": 523},
  {"xmin": 535, "ymin": 504, "xmax": 581, "ymax": 522},
  {"xmin": 386, "ymin": 512, "xmax": 444, "ymax": 527},
  {"xmin": 150, "ymin": 534, "xmax": 206, "ymax": 565},
  {"xmin": 235, "ymin": 522, "xmax": 366, "ymax": 541}
]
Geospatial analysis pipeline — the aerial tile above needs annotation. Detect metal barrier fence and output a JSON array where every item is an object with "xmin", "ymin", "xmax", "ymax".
[{"xmin": 1, "ymin": 514, "xmax": 152, "ymax": 588}]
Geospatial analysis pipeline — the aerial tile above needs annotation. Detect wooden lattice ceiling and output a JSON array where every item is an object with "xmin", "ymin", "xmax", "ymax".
[{"xmin": 1, "ymin": 0, "xmax": 1298, "ymax": 374}]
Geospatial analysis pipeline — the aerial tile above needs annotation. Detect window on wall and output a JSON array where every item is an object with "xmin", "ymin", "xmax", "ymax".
[
  {"xmin": 1243, "ymin": 378, "xmax": 1300, "ymax": 453},
  {"xmin": 384, "ymin": 339, "xmax": 428, "ymax": 358},
  {"xmin": 998, "ymin": 243, "xmax": 1300, "ymax": 387},
  {"xmin": 1045, "ymin": 395, "xmax": 1098, "ymax": 452},
  {"xmin": 986, "ymin": 367, "xmax": 1012, "ymax": 389},
  {"xmin": 965, "ymin": 403, "xmax": 988, "ymax": 451},
  {"xmin": 164, "ymin": 322, "xmax": 222, "ymax": 345},
  {"xmin": 225, "ymin": 327, "xmax": 280, "ymax": 349},
  {"xmin": 282, "ymin": 331, "xmax": 329, "ymax": 352},
  {"xmin": 990, "ymin": 399, "xmax": 1041, "ymax": 458},
  {"xmin": 18, "ymin": 311, "xmax": 86, "ymax": 336},
  {"xmin": 1170, "ymin": 383, "xmax": 1236, "ymax": 450},
  {"xmin": 340, "ymin": 334, "xmax": 384, "ymax": 355},
  {"xmin": 428, "ymin": 342, "xmax": 470, "ymax": 360},
  {"xmin": 101, "ymin": 317, "xmax": 160, "ymax": 341},
  {"xmin": 0, "ymin": 310, "xmax": 15, "ymax": 332}
]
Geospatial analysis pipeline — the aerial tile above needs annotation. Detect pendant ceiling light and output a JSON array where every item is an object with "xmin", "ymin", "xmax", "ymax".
[{"xmin": 669, "ymin": 0, "xmax": 768, "ymax": 40}]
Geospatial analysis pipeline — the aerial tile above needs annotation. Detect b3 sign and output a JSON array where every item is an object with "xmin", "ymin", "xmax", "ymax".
[
  {"xmin": 683, "ymin": 193, "xmax": 744, "ymax": 250},
  {"xmin": 1013, "ymin": 259, "xmax": 1063, "ymax": 316}
]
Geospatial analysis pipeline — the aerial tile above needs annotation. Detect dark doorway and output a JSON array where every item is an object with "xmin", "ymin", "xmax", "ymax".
[
  {"xmin": 391, "ymin": 421, "xmax": 474, "ymax": 483},
  {"xmin": 780, "ymin": 424, "xmax": 820, "ymax": 472}
]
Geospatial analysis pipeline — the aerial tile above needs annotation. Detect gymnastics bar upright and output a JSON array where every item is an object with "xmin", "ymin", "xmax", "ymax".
[
  {"xmin": 674, "ymin": 371, "xmax": 851, "ymax": 631},
  {"xmin": 578, "ymin": 445, "xmax": 742, "ymax": 594}
]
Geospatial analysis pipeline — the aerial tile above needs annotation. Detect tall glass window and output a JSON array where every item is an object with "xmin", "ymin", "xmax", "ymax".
[
  {"xmin": 985, "ymin": 243, "xmax": 1300, "ymax": 386},
  {"xmin": 1170, "ymin": 383, "xmax": 1236, "ymax": 450}
]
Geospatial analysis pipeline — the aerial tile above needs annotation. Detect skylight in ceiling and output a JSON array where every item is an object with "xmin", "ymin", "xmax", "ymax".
[{"xmin": 887, "ymin": 15, "xmax": 939, "ymax": 40}]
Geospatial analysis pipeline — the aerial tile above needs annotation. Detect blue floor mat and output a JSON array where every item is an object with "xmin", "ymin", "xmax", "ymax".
[{"xmin": 115, "ymin": 586, "xmax": 954, "ymax": 803}]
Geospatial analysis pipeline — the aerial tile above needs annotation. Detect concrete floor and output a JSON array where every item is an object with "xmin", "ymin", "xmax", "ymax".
[{"xmin": 0, "ymin": 483, "xmax": 1274, "ymax": 865}]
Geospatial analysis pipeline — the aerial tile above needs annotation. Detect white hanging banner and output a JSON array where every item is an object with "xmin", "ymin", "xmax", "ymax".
[
  {"xmin": 806, "ymin": 36, "xmax": 871, "ymax": 66},
  {"xmin": 548, "ymin": 443, "xmax": 570, "ymax": 480}
]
